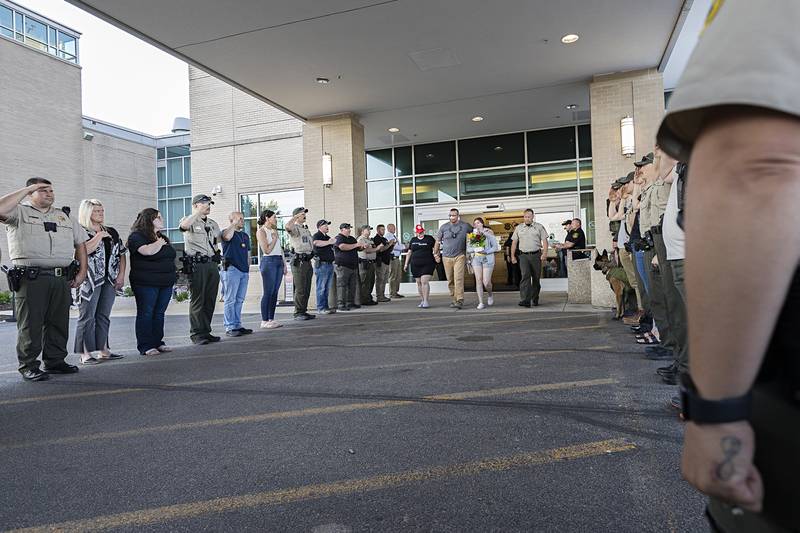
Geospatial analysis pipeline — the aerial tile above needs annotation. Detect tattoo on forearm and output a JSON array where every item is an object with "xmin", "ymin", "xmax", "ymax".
[{"xmin": 715, "ymin": 436, "xmax": 742, "ymax": 481}]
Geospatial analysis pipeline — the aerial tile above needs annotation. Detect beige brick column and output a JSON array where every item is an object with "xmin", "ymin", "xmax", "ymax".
[
  {"xmin": 589, "ymin": 69, "xmax": 664, "ymax": 307},
  {"xmin": 302, "ymin": 114, "xmax": 367, "ymax": 229}
]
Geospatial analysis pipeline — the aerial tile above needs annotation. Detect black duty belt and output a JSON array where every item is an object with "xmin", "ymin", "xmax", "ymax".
[
  {"xmin": 650, "ymin": 225, "xmax": 663, "ymax": 235},
  {"xmin": 296, "ymin": 254, "xmax": 313, "ymax": 261},
  {"xmin": 359, "ymin": 259, "xmax": 376, "ymax": 264},
  {"xmin": 190, "ymin": 255, "xmax": 213, "ymax": 263},
  {"xmin": 36, "ymin": 267, "xmax": 71, "ymax": 277},
  {"xmin": 519, "ymin": 250, "xmax": 541, "ymax": 255}
]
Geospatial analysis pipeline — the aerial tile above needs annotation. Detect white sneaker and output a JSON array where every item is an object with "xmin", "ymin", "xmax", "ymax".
[
  {"xmin": 476, "ymin": 303, "xmax": 486, "ymax": 310},
  {"xmin": 421, "ymin": 302, "xmax": 430, "ymax": 308},
  {"xmin": 260, "ymin": 321, "xmax": 270, "ymax": 329},
  {"xmin": 487, "ymin": 295, "xmax": 494, "ymax": 306},
  {"xmin": 418, "ymin": 302, "xmax": 424, "ymax": 308}
]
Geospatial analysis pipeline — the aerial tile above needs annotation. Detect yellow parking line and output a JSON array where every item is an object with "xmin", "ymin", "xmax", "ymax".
[
  {"xmin": 8, "ymin": 438, "xmax": 635, "ymax": 533},
  {"xmin": 0, "ymin": 342, "xmax": 611, "ymax": 406},
  {"xmin": 0, "ymin": 378, "xmax": 618, "ymax": 451}
]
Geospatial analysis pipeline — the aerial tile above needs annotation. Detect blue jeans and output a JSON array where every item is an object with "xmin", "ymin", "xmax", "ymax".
[
  {"xmin": 314, "ymin": 261, "xmax": 334, "ymax": 311},
  {"xmin": 634, "ymin": 250, "xmax": 650, "ymax": 295},
  {"xmin": 260, "ymin": 255, "xmax": 283, "ymax": 321},
  {"xmin": 132, "ymin": 285, "xmax": 172, "ymax": 354},
  {"xmin": 223, "ymin": 268, "xmax": 249, "ymax": 331}
]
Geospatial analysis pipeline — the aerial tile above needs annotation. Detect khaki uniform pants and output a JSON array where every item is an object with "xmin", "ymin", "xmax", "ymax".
[
  {"xmin": 388, "ymin": 256, "xmax": 402, "ymax": 296},
  {"xmin": 189, "ymin": 262, "xmax": 220, "ymax": 341},
  {"xmin": 375, "ymin": 262, "xmax": 390, "ymax": 299},
  {"xmin": 15, "ymin": 274, "xmax": 71, "ymax": 372},
  {"xmin": 442, "ymin": 255, "xmax": 466, "ymax": 303},
  {"xmin": 619, "ymin": 248, "xmax": 642, "ymax": 309}
]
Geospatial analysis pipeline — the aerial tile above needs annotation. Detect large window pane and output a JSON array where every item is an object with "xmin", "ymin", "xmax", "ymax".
[
  {"xmin": 183, "ymin": 158, "xmax": 192, "ymax": 183},
  {"xmin": 157, "ymin": 166, "xmax": 166, "ymax": 186},
  {"xmin": 579, "ymin": 160, "xmax": 593, "ymax": 191},
  {"xmin": 166, "ymin": 145, "xmax": 190, "ymax": 158},
  {"xmin": 23, "ymin": 16, "xmax": 47, "ymax": 45},
  {"xmin": 167, "ymin": 159, "xmax": 183, "ymax": 185},
  {"xmin": 578, "ymin": 125, "xmax": 592, "ymax": 158},
  {"xmin": 240, "ymin": 194, "xmax": 259, "ymax": 218},
  {"xmin": 0, "ymin": 6, "xmax": 12, "ymax": 30},
  {"xmin": 158, "ymin": 201, "xmax": 167, "ymax": 217},
  {"xmin": 394, "ymin": 146, "xmax": 412, "ymax": 176},
  {"xmin": 397, "ymin": 177, "xmax": 413, "ymax": 205},
  {"xmin": 529, "ymin": 162, "xmax": 578, "ymax": 195},
  {"xmin": 156, "ymin": 147, "xmax": 165, "ymax": 160},
  {"xmin": 527, "ymin": 127, "xmax": 576, "ymax": 163},
  {"xmin": 167, "ymin": 184, "xmax": 192, "ymax": 198},
  {"xmin": 1, "ymin": 27, "xmax": 11, "ymax": 38},
  {"xmin": 367, "ymin": 179, "xmax": 395, "ymax": 208},
  {"xmin": 366, "ymin": 149, "xmax": 392, "ymax": 180},
  {"xmin": 168, "ymin": 230, "xmax": 183, "ymax": 243},
  {"xmin": 458, "ymin": 133, "xmax": 524, "ymax": 170},
  {"xmin": 167, "ymin": 199, "xmax": 184, "ymax": 227},
  {"xmin": 398, "ymin": 207, "xmax": 415, "ymax": 245},
  {"xmin": 259, "ymin": 189, "xmax": 304, "ymax": 217},
  {"xmin": 460, "ymin": 167, "xmax": 526, "ymax": 200},
  {"xmin": 157, "ymin": 187, "xmax": 166, "ymax": 200},
  {"xmin": 57, "ymin": 31, "xmax": 76, "ymax": 56},
  {"xmin": 580, "ymin": 192, "xmax": 595, "ymax": 245},
  {"xmin": 367, "ymin": 208, "xmax": 396, "ymax": 230},
  {"xmin": 245, "ymin": 218, "xmax": 259, "ymax": 263},
  {"xmin": 414, "ymin": 141, "xmax": 455, "ymax": 174},
  {"xmin": 415, "ymin": 173, "xmax": 457, "ymax": 204}
]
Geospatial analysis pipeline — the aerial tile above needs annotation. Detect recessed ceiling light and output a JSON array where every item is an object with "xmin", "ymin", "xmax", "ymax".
[
  {"xmin": 316, "ymin": 77, "xmax": 330, "ymax": 84},
  {"xmin": 425, "ymin": 153, "xmax": 435, "ymax": 159},
  {"xmin": 565, "ymin": 104, "xmax": 578, "ymax": 110},
  {"xmin": 561, "ymin": 34, "xmax": 579, "ymax": 44},
  {"xmin": 493, "ymin": 146, "xmax": 504, "ymax": 152},
  {"xmin": 388, "ymin": 127, "xmax": 400, "ymax": 133},
  {"xmin": 471, "ymin": 116, "xmax": 484, "ymax": 122}
]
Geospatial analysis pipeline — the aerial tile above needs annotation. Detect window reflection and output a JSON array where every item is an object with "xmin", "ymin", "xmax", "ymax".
[{"xmin": 529, "ymin": 162, "xmax": 578, "ymax": 194}]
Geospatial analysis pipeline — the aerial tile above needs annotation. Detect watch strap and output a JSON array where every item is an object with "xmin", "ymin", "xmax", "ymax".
[{"xmin": 681, "ymin": 376, "xmax": 752, "ymax": 424}]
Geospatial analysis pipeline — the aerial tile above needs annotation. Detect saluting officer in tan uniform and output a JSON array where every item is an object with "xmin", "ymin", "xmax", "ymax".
[
  {"xmin": 0, "ymin": 178, "xmax": 88, "ymax": 381},
  {"xmin": 179, "ymin": 194, "xmax": 235, "ymax": 344},
  {"xmin": 285, "ymin": 206, "xmax": 315, "ymax": 320},
  {"xmin": 510, "ymin": 208, "xmax": 549, "ymax": 307}
]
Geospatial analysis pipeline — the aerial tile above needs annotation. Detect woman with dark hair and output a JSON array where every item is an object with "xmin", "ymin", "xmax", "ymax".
[
  {"xmin": 256, "ymin": 209, "xmax": 286, "ymax": 329},
  {"xmin": 127, "ymin": 208, "xmax": 176, "ymax": 356},
  {"xmin": 403, "ymin": 224, "xmax": 436, "ymax": 308}
]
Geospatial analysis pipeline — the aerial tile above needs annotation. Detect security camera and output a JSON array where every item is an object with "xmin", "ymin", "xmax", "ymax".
[
  {"xmin": 211, "ymin": 185, "xmax": 222, "ymax": 196},
  {"xmin": 82, "ymin": 131, "xmax": 94, "ymax": 141}
]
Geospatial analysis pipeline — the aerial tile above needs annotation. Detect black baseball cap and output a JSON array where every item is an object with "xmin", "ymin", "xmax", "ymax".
[
  {"xmin": 191, "ymin": 194, "xmax": 214, "ymax": 205},
  {"xmin": 561, "ymin": 220, "xmax": 572, "ymax": 226},
  {"xmin": 292, "ymin": 207, "xmax": 308, "ymax": 216},
  {"xmin": 316, "ymin": 219, "xmax": 331, "ymax": 228},
  {"xmin": 617, "ymin": 171, "xmax": 635, "ymax": 184},
  {"xmin": 611, "ymin": 182, "xmax": 623, "ymax": 190},
  {"xmin": 339, "ymin": 222, "xmax": 352, "ymax": 229},
  {"xmin": 634, "ymin": 152, "xmax": 654, "ymax": 167},
  {"xmin": 359, "ymin": 224, "xmax": 373, "ymax": 232}
]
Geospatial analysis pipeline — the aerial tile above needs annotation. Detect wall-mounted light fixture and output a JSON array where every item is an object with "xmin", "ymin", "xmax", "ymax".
[
  {"xmin": 620, "ymin": 116, "xmax": 635, "ymax": 157},
  {"xmin": 322, "ymin": 153, "xmax": 333, "ymax": 187}
]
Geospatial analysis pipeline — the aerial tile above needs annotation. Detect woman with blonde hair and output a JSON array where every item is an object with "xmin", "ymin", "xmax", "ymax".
[
  {"xmin": 466, "ymin": 217, "xmax": 499, "ymax": 310},
  {"xmin": 73, "ymin": 199, "xmax": 127, "ymax": 364}
]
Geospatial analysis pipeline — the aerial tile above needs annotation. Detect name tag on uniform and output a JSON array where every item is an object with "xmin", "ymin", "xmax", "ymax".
[{"xmin": 302, "ymin": 236, "xmax": 310, "ymax": 244}]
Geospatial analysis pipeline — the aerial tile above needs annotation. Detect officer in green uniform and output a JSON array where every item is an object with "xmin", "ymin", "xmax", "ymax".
[
  {"xmin": 179, "ymin": 194, "xmax": 235, "ymax": 344},
  {"xmin": 356, "ymin": 224, "xmax": 379, "ymax": 306},
  {"xmin": 0, "ymin": 178, "xmax": 88, "ymax": 381},
  {"xmin": 285, "ymin": 207, "xmax": 315, "ymax": 320}
]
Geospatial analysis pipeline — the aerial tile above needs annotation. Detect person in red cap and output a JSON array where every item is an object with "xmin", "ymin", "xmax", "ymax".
[{"xmin": 403, "ymin": 224, "xmax": 436, "ymax": 308}]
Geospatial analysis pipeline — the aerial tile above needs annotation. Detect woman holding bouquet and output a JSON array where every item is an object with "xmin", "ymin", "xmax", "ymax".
[{"xmin": 467, "ymin": 217, "xmax": 499, "ymax": 309}]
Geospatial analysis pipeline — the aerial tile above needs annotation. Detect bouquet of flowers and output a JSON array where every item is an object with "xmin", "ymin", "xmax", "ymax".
[{"xmin": 468, "ymin": 231, "xmax": 487, "ymax": 252}]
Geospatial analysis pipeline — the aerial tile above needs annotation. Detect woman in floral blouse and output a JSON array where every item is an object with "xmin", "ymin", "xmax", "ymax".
[{"xmin": 73, "ymin": 199, "xmax": 127, "ymax": 364}]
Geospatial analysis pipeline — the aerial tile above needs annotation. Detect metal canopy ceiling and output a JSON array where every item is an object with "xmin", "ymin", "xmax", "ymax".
[{"xmin": 67, "ymin": 0, "xmax": 691, "ymax": 148}]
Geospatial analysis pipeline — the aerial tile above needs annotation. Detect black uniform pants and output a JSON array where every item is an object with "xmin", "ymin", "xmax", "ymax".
[
  {"xmin": 15, "ymin": 274, "xmax": 71, "ymax": 373},
  {"xmin": 189, "ymin": 261, "xmax": 220, "ymax": 341}
]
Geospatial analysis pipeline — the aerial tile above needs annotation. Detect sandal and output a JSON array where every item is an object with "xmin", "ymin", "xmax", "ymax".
[
  {"xmin": 143, "ymin": 348, "xmax": 160, "ymax": 356},
  {"xmin": 97, "ymin": 353, "xmax": 125, "ymax": 361},
  {"xmin": 80, "ymin": 356, "xmax": 100, "ymax": 365},
  {"xmin": 156, "ymin": 346, "xmax": 172, "ymax": 353},
  {"xmin": 636, "ymin": 333, "xmax": 659, "ymax": 345}
]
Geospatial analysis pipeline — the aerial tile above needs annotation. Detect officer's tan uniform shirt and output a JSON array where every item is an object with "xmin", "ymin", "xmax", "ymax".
[
  {"xmin": 357, "ymin": 236, "xmax": 376, "ymax": 260},
  {"xmin": 658, "ymin": 0, "xmax": 800, "ymax": 160},
  {"xmin": 4, "ymin": 203, "xmax": 86, "ymax": 267},
  {"xmin": 180, "ymin": 215, "xmax": 222, "ymax": 256},
  {"xmin": 639, "ymin": 179, "xmax": 671, "ymax": 230},
  {"xmin": 287, "ymin": 224, "xmax": 313, "ymax": 254},
  {"xmin": 511, "ymin": 222, "xmax": 549, "ymax": 252}
]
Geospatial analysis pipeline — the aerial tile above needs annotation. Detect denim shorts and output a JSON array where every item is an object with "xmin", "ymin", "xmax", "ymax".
[{"xmin": 471, "ymin": 253, "xmax": 495, "ymax": 267}]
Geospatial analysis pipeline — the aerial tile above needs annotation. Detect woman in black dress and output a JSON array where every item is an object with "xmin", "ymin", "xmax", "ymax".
[{"xmin": 403, "ymin": 224, "xmax": 436, "ymax": 308}]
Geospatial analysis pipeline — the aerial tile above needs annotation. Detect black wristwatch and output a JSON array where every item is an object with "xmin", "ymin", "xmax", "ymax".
[{"xmin": 680, "ymin": 374, "xmax": 752, "ymax": 424}]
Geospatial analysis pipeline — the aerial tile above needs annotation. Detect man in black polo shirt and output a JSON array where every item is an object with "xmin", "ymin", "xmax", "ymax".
[
  {"xmin": 556, "ymin": 218, "xmax": 588, "ymax": 262},
  {"xmin": 333, "ymin": 223, "xmax": 364, "ymax": 311},
  {"xmin": 312, "ymin": 219, "xmax": 337, "ymax": 315}
]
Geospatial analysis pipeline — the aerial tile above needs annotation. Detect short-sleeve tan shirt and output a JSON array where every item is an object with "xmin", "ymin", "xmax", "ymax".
[
  {"xmin": 357, "ymin": 236, "xmax": 376, "ymax": 260},
  {"xmin": 4, "ymin": 203, "xmax": 86, "ymax": 267},
  {"xmin": 180, "ymin": 216, "xmax": 222, "ymax": 256},
  {"xmin": 511, "ymin": 222, "xmax": 549, "ymax": 252},
  {"xmin": 639, "ymin": 179, "xmax": 671, "ymax": 230},
  {"xmin": 287, "ymin": 224, "xmax": 314, "ymax": 254}
]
